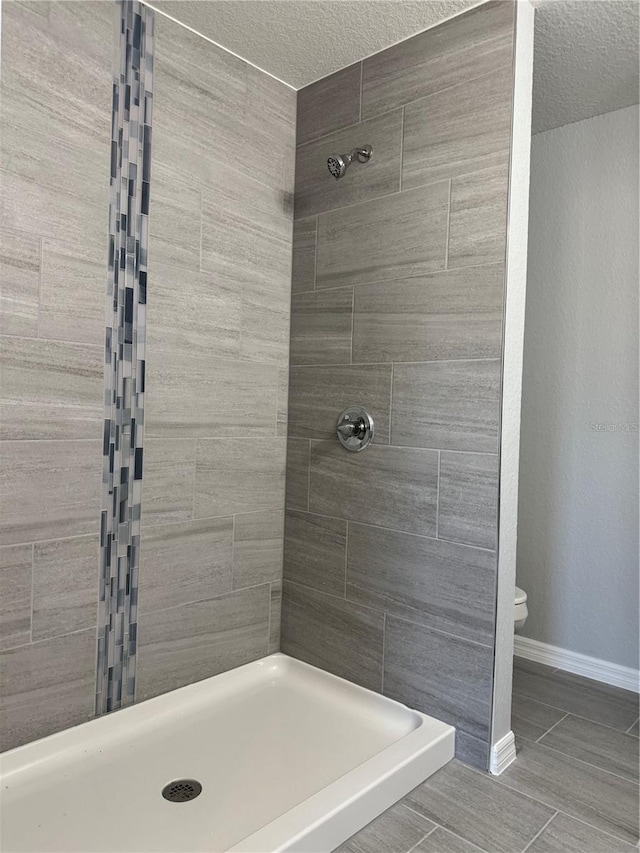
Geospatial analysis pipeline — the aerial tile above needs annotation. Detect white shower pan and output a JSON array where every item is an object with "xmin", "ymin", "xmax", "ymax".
[{"xmin": 0, "ymin": 654, "xmax": 454, "ymax": 853}]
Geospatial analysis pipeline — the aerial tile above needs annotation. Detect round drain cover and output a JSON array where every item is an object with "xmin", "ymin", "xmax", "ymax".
[{"xmin": 162, "ymin": 779, "xmax": 203, "ymax": 802}]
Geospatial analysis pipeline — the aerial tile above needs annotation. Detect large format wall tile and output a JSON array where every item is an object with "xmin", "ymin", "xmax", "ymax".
[
  {"xmin": 149, "ymin": 164, "xmax": 201, "ymax": 272},
  {"xmin": 0, "ymin": 337, "xmax": 103, "ymax": 441},
  {"xmin": 392, "ymin": 360, "xmax": 501, "ymax": 452},
  {"xmin": 233, "ymin": 510, "xmax": 284, "ymax": 589},
  {"xmin": 402, "ymin": 66, "xmax": 512, "ymax": 190},
  {"xmin": 288, "ymin": 364, "xmax": 391, "ymax": 442},
  {"xmin": 448, "ymin": 162, "xmax": 510, "ymax": 268},
  {"xmin": 281, "ymin": 581, "xmax": 384, "ymax": 691},
  {"xmin": 32, "ymin": 535, "xmax": 99, "ymax": 641},
  {"xmin": 136, "ymin": 585, "xmax": 270, "ymax": 701},
  {"xmin": 146, "ymin": 352, "xmax": 278, "ymax": 438},
  {"xmin": 347, "ymin": 524, "xmax": 496, "ymax": 646},
  {"xmin": 285, "ymin": 438, "xmax": 311, "ymax": 511},
  {"xmin": 0, "ymin": 230, "xmax": 40, "ymax": 338},
  {"xmin": 39, "ymin": 239, "xmax": 106, "ymax": 347},
  {"xmin": 201, "ymin": 188, "xmax": 293, "ymax": 297},
  {"xmin": 361, "ymin": 1, "xmax": 514, "ymax": 119},
  {"xmin": 316, "ymin": 182, "xmax": 449, "ymax": 288},
  {"xmin": 240, "ymin": 283, "xmax": 290, "ymax": 364},
  {"xmin": 295, "ymin": 109, "xmax": 402, "ymax": 219},
  {"xmin": 0, "ymin": 544, "xmax": 32, "ymax": 650},
  {"xmin": 384, "ymin": 616, "xmax": 494, "ymax": 742},
  {"xmin": 309, "ymin": 442, "xmax": 438, "ymax": 537},
  {"xmin": 139, "ymin": 518, "xmax": 234, "ymax": 613},
  {"xmin": 0, "ymin": 628, "xmax": 95, "ymax": 750},
  {"xmin": 146, "ymin": 264, "xmax": 241, "ymax": 361},
  {"xmin": 283, "ymin": 510, "xmax": 347, "ymax": 595},
  {"xmin": 0, "ymin": 440, "xmax": 101, "ymax": 546},
  {"xmin": 291, "ymin": 217, "xmax": 317, "ymax": 294},
  {"xmin": 297, "ymin": 63, "xmax": 361, "ymax": 146},
  {"xmin": 269, "ymin": 581, "xmax": 282, "ymax": 654},
  {"xmin": 194, "ymin": 438, "xmax": 286, "ymax": 519},
  {"xmin": 142, "ymin": 439, "xmax": 196, "ymax": 527},
  {"xmin": 438, "ymin": 452, "xmax": 499, "ymax": 549},
  {"xmin": 290, "ymin": 288, "xmax": 354, "ymax": 365},
  {"xmin": 353, "ymin": 265, "xmax": 504, "ymax": 363}
]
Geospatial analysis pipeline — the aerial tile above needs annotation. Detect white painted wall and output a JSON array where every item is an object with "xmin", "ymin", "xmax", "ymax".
[{"xmin": 517, "ymin": 105, "xmax": 639, "ymax": 669}]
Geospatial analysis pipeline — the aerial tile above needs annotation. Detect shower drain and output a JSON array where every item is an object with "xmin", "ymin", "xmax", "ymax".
[{"xmin": 161, "ymin": 779, "xmax": 203, "ymax": 802}]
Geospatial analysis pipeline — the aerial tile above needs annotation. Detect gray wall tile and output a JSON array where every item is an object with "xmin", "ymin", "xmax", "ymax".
[
  {"xmin": 281, "ymin": 580, "xmax": 384, "ymax": 691},
  {"xmin": 316, "ymin": 182, "xmax": 449, "ymax": 288},
  {"xmin": 269, "ymin": 580, "xmax": 282, "ymax": 653},
  {"xmin": 448, "ymin": 162, "xmax": 510, "ymax": 269},
  {"xmin": 39, "ymin": 239, "xmax": 106, "ymax": 347},
  {"xmin": 146, "ymin": 352, "xmax": 278, "ymax": 438},
  {"xmin": 403, "ymin": 65, "xmax": 512, "ymax": 190},
  {"xmin": 0, "ymin": 543, "xmax": 32, "ymax": 650},
  {"xmin": 32, "ymin": 535, "xmax": 98, "ymax": 641},
  {"xmin": 288, "ymin": 364, "xmax": 392, "ymax": 442},
  {"xmin": 286, "ymin": 438, "xmax": 311, "ymax": 510},
  {"xmin": 136, "ymin": 585, "xmax": 270, "ymax": 701},
  {"xmin": 353, "ymin": 265, "xmax": 504, "ymax": 363},
  {"xmin": 438, "ymin": 452, "xmax": 499, "ymax": 549},
  {"xmin": 194, "ymin": 438, "xmax": 286, "ymax": 519},
  {"xmin": 361, "ymin": 1, "xmax": 514, "ymax": 119},
  {"xmin": 142, "ymin": 439, "xmax": 196, "ymax": 527},
  {"xmin": 148, "ymin": 164, "xmax": 202, "ymax": 272},
  {"xmin": 201, "ymin": 187, "xmax": 293, "ymax": 297},
  {"xmin": 290, "ymin": 287, "xmax": 354, "ymax": 365},
  {"xmin": 347, "ymin": 523, "xmax": 496, "ymax": 646},
  {"xmin": 0, "ymin": 230, "xmax": 40, "ymax": 338},
  {"xmin": 277, "ymin": 367, "xmax": 289, "ymax": 437},
  {"xmin": 0, "ymin": 337, "xmax": 103, "ymax": 441},
  {"xmin": 392, "ymin": 360, "xmax": 501, "ymax": 452},
  {"xmin": 310, "ymin": 442, "xmax": 438, "ymax": 537},
  {"xmin": 295, "ymin": 109, "xmax": 402, "ymax": 219},
  {"xmin": 233, "ymin": 510, "xmax": 284, "ymax": 589},
  {"xmin": 384, "ymin": 615, "xmax": 494, "ymax": 743},
  {"xmin": 297, "ymin": 63, "xmax": 361, "ymax": 146},
  {"xmin": 0, "ymin": 440, "xmax": 101, "ymax": 546},
  {"xmin": 292, "ymin": 217, "xmax": 317, "ymax": 294},
  {"xmin": 240, "ymin": 283, "xmax": 290, "ymax": 364},
  {"xmin": 283, "ymin": 509, "xmax": 347, "ymax": 595},
  {"xmin": 139, "ymin": 518, "xmax": 234, "ymax": 614},
  {"xmin": 0, "ymin": 628, "xmax": 95, "ymax": 750},
  {"xmin": 146, "ymin": 263, "xmax": 241, "ymax": 361}
]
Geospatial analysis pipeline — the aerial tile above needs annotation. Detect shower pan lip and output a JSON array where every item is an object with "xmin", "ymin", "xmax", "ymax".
[{"xmin": 0, "ymin": 654, "xmax": 454, "ymax": 853}]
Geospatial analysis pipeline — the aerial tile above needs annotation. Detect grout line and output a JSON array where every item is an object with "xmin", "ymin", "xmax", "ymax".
[
  {"xmin": 306, "ymin": 439, "xmax": 312, "ymax": 511},
  {"xmin": 406, "ymin": 824, "xmax": 438, "ymax": 853},
  {"xmin": 435, "ymin": 450, "xmax": 441, "ymax": 539},
  {"xmin": 349, "ymin": 286, "xmax": 355, "ymax": 364},
  {"xmin": 535, "ymin": 712, "xmax": 569, "ymax": 742},
  {"xmin": 29, "ymin": 542, "xmax": 35, "ymax": 643},
  {"xmin": 198, "ymin": 186, "xmax": 204, "ymax": 273},
  {"xmin": 344, "ymin": 521, "xmax": 349, "ymax": 599},
  {"xmin": 1, "ymin": 624, "xmax": 97, "ymax": 653},
  {"xmin": 626, "ymin": 717, "xmax": 639, "ymax": 735},
  {"xmin": 312, "ymin": 215, "xmax": 318, "ymax": 291},
  {"xmin": 399, "ymin": 105, "xmax": 405, "ymax": 192},
  {"xmin": 444, "ymin": 178, "xmax": 452, "ymax": 269},
  {"xmin": 380, "ymin": 612, "xmax": 387, "ymax": 694},
  {"xmin": 555, "ymin": 808, "xmax": 640, "ymax": 848},
  {"xmin": 389, "ymin": 361, "xmax": 395, "ymax": 443},
  {"xmin": 527, "ymin": 736, "xmax": 639, "ymax": 784},
  {"xmin": 289, "ymin": 357, "xmax": 500, "ymax": 368},
  {"xmin": 520, "ymin": 812, "xmax": 558, "ymax": 853},
  {"xmin": 230, "ymin": 514, "xmax": 236, "ymax": 584},
  {"xmin": 358, "ymin": 61, "xmax": 364, "ymax": 123},
  {"xmin": 36, "ymin": 236, "xmax": 43, "ymax": 339}
]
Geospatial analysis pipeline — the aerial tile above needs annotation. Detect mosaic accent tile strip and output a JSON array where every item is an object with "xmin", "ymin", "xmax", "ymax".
[{"xmin": 96, "ymin": 0, "xmax": 154, "ymax": 715}]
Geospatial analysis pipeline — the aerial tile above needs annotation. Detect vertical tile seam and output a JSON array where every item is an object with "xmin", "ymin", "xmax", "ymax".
[{"xmin": 444, "ymin": 178, "xmax": 453, "ymax": 270}]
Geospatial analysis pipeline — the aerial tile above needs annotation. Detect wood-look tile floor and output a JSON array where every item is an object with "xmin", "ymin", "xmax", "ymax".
[{"xmin": 334, "ymin": 658, "xmax": 639, "ymax": 853}]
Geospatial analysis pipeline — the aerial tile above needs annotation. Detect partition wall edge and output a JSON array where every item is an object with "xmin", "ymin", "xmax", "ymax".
[{"xmin": 490, "ymin": 0, "xmax": 535, "ymax": 774}]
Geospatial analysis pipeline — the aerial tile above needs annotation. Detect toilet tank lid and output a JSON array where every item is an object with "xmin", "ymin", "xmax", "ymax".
[{"xmin": 515, "ymin": 586, "xmax": 527, "ymax": 604}]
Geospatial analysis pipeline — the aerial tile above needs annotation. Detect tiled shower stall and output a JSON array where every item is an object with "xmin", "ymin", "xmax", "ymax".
[{"xmin": 1, "ymin": 0, "xmax": 517, "ymax": 771}]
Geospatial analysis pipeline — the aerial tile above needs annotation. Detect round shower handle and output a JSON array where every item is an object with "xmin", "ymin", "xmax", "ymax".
[{"xmin": 336, "ymin": 406, "xmax": 374, "ymax": 452}]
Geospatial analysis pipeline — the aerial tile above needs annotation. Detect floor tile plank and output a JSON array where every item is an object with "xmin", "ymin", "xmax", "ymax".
[{"xmin": 539, "ymin": 715, "xmax": 639, "ymax": 782}]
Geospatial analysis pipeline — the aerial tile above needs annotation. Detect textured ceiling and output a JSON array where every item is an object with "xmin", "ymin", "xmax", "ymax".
[
  {"xmin": 149, "ymin": 0, "xmax": 480, "ymax": 88},
  {"xmin": 532, "ymin": 0, "xmax": 639, "ymax": 133},
  {"xmin": 149, "ymin": 0, "xmax": 639, "ymax": 133}
]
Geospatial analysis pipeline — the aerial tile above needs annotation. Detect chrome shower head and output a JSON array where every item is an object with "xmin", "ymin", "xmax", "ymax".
[{"xmin": 327, "ymin": 145, "xmax": 373, "ymax": 180}]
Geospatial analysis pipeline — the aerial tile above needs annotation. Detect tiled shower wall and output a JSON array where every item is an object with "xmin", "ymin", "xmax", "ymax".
[
  {"xmin": 281, "ymin": 0, "xmax": 516, "ymax": 770},
  {"xmin": 0, "ymin": 0, "xmax": 295, "ymax": 750}
]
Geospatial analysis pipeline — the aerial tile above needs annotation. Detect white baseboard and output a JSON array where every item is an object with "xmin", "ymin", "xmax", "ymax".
[
  {"xmin": 490, "ymin": 731, "xmax": 517, "ymax": 775},
  {"xmin": 514, "ymin": 636, "xmax": 640, "ymax": 693}
]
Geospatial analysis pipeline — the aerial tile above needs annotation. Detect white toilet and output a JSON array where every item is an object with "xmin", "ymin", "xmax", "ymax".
[{"xmin": 514, "ymin": 586, "xmax": 528, "ymax": 632}]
